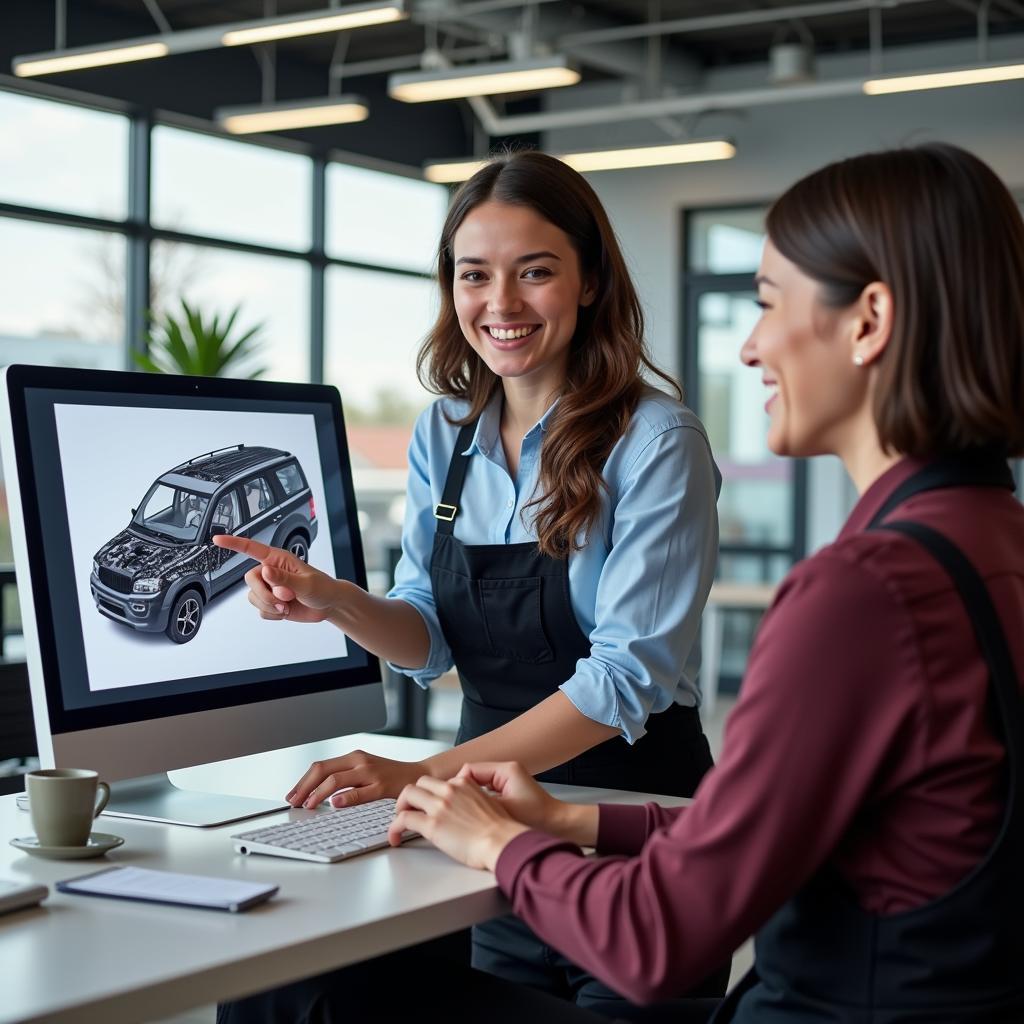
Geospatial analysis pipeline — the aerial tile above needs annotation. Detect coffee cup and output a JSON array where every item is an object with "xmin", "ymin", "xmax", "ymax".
[{"xmin": 26, "ymin": 769, "xmax": 110, "ymax": 848}]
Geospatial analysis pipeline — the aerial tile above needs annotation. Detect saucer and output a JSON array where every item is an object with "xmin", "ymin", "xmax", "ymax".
[{"xmin": 10, "ymin": 832, "xmax": 125, "ymax": 861}]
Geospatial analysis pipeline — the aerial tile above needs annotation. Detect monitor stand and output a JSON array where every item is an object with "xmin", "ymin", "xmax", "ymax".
[{"xmin": 102, "ymin": 774, "xmax": 288, "ymax": 828}]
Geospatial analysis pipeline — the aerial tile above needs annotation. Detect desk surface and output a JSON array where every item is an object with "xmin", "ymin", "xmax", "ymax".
[{"xmin": 0, "ymin": 734, "xmax": 685, "ymax": 1024}]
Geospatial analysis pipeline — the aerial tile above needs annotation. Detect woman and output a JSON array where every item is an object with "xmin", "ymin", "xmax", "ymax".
[
  {"xmin": 383, "ymin": 142, "xmax": 1024, "ymax": 1022},
  {"xmin": 216, "ymin": 151, "xmax": 724, "ymax": 1006}
]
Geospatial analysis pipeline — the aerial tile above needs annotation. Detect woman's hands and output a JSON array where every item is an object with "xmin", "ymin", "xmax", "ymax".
[
  {"xmin": 387, "ymin": 762, "xmax": 600, "ymax": 870},
  {"xmin": 213, "ymin": 534, "xmax": 350, "ymax": 624},
  {"xmin": 387, "ymin": 770, "xmax": 531, "ymax": 871},
  {"xmin": 287, "ymin": 750, "xmax": 429, "ymax": 809}
]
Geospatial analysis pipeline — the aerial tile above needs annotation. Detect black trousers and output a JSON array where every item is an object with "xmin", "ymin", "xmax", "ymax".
[{"xmin": 217, "ymin": 938, "xmax": 722, "ymax": 1023}]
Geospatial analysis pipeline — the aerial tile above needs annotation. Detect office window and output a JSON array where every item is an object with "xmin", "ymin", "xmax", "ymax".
[
  {"xmin": 0, "ymin": 218, "xmax": 125, "ymax": 365},
  {"xmin": 695, "ymin": 290, "xmax": 794, "ymax": 575},
  {"xmin": 687, "ymin": 207, "xmax": 765, "ymax": 274},
  {"xmin": 683, "ymin": 204, "xmax": 798, "ymax": 690},
  {"xmin": 327, "ymin": 163, "xmax": 447, "ymax": 273},
  {"xmin": 0, "ymin": 90, "xmax": 128, "ymax": 220},
  {"xmin": 152, "ymin": 126, "xmax": 312, "ymax": 251},
  {"xmin": 150, "ymin": 242, "xmax": 309, "ymax": 383},
  {"xmin": 325, "ymin": 266, "xmax": 437, "ymax": 571}
]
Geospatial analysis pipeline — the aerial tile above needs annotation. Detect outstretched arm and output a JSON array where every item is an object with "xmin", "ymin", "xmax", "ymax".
[{"xmin": 213, "ymin": 534, "xmax": 431, "ymax": 669}]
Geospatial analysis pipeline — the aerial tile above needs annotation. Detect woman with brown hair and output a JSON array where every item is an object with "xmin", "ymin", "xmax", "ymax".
[
  {"xmin": 371, "ymin": 142, "xmax": 1024, "ymax": 1023},
  {"xmin": 216, "ymin": 150, "xmax": 723, "ymax": 1009}
]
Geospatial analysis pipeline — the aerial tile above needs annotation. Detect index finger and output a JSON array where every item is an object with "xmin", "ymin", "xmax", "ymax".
[{"xmin": 212, "ymin": 534, "xmax": 275, "ymax": 560}]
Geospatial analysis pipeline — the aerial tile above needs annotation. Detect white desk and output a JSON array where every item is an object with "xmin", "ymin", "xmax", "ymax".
[{"xmin": 0, "ymin": 734, "xmax": 686, "ymax": 1024}]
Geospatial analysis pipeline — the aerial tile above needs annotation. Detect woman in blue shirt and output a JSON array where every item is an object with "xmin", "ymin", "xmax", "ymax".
[{"xmin": 216, "ymin": 150, "xmax": 723, "ymax": 1007}]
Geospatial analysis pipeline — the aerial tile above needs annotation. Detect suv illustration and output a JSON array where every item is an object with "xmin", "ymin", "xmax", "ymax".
[{"xmin": 90, "ymin": 445, "xmax": 318, "ymax": 644}]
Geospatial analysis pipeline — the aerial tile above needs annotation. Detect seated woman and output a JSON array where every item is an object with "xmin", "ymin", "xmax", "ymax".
[{"xmin": 376, "ymin": 142, "xmax": 1024, "ymax": 1022}]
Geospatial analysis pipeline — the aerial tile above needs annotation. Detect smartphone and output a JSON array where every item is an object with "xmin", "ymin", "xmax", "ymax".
[{"xmin": 0, "ymin": 878, "xmax": 48, "ymax": 915}]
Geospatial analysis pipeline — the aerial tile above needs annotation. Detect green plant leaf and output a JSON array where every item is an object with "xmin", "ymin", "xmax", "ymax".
[{"xmin": 138, "ymin": 298, "xmax": 267, "ymax": 378}]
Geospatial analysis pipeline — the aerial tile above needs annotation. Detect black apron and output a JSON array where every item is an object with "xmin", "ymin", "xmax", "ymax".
[
  {"xmin": 715, "ymin": 453, "xmax": 1024, "ymax": 1023},
  {"xmin": 429, "ymin": 419, "xmax": 712, "ymax": 798}
]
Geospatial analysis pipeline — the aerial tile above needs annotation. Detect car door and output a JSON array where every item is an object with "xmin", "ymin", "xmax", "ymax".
[
  {"xmin": 239, "ymin": 475, "xmax": 280, "ymax": 548},
  {"xmin": 207, "ymin": 488, "xmax": 245, "ymax": 592}
]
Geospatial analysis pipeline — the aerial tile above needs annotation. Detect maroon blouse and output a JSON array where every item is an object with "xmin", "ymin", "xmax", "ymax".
[{"xmin": 495, "ymin": 458, "xmax": 1024, "ymax": 1005}]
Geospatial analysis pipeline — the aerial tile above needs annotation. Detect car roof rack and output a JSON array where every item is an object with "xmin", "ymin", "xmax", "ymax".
[{"xmin": 185, "ymin": 445, "xmax": 245, "ymax": 466}]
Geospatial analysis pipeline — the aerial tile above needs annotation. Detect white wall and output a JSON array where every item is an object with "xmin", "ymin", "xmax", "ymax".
[{"xmin": 552, "ymin": 35, "xmax": 1024, "ymax": 548}]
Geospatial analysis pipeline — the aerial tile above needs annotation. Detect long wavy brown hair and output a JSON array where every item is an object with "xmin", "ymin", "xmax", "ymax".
[{"xmin": 418, "ymin": 151, "xmax": 680, "ymax": 558}]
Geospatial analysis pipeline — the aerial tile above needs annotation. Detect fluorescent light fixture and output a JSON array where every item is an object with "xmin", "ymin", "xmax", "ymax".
[
  {"xmin": 13, "ymin": 41, "xmax": 169, "ymax": 77},
  {"xmin": 216, "ymin": 95, "xmax": 369, "ymax": 134},
  {"xmin": 561, "ymin": 139, "xmax": 736, "ymax": 172},
  {"xmin": 222, "ymin": 1, "xmax": 405, "ymax": 46},
  {"xmin": 389, "ymin": 55, "xmax": 580, "ymax": 103},
  {"xmin": 863, "ymin": 61, "xmax": 1024, "ymax": 95},
  {"xmin": 424, "ymin": 159, "xmax": 490, "ymax": 183},
  {"xmin": 12, "ymin": 2, "xmax": 405, "ymax": 78},
  {"xmin": 424, "ymin": 139, "xmax": 736, "ymax": 183}
]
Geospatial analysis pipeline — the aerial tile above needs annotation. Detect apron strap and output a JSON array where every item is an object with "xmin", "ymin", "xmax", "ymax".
[
  {"xmin": 875, "ymin": 520, "xmax": 1022, "ymax": 780},
  {"xmin": 434, "ymin": 420, "xmax": 478, "ymax": 536},
  {"xmin": 870, "ymin": 449, "xmax": 1015, "ymax": 526}
]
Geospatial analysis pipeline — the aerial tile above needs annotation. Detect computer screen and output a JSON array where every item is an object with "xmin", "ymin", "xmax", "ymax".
[{"xmin": 1, "ymin": 365, "xmax": 386, "ymax": 825}]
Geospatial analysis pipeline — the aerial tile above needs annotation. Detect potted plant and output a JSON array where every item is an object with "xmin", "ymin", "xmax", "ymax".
[{"xmin": 135, "ymin": 299, "xmax": 267, "ymax": 378}]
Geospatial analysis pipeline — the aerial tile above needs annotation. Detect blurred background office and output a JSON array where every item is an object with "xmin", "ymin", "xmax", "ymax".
[{"xmin": 0, "ymin": 0, "xmax": 1022, "ymax": 750}]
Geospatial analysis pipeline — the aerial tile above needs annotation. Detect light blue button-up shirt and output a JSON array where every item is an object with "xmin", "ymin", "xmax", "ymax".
[{"xmin": 387, "ymin": 386, "xmax": 721, "ymax": 743}]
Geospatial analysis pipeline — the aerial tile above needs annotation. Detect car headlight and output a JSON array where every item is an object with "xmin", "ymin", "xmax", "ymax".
[
  {"xmin": 92, "ymin": 559, "xmax": 100, "ymax": 576},
  {"xmin": 133, "ymin": 577, "xmax": 163, "ymax": 594}
]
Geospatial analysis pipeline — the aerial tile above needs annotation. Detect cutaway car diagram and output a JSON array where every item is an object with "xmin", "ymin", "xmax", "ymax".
[{"xmin": 90, "ymin": 445, "xmax": 318, "ymax": 644}]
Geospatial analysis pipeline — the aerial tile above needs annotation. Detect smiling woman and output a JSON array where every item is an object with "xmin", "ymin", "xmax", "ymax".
[{"xmin": 218, "ymin": 151, "xmax": 726, "ymax": 1021}]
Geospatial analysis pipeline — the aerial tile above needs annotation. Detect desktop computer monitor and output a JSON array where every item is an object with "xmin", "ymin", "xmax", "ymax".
[{"xmin": 0, "ymin": 364, "xmax": 386, "ymax": 826}]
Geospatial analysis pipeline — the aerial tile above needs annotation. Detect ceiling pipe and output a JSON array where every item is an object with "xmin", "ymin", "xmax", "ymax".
[
  {"xmin": 463, "ymin": 75, "xmax": 873, "ymax": 136},
  {"xmin": 424, "ymin": 4, "xmax": 702, "ymax": 86},
  {"xmin": 558, "ymin": 0, "xmax": 938, "ymax": 48}
]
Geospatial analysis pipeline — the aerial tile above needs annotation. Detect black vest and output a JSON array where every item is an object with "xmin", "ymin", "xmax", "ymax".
[{"xmin": 427, "ymin": 420, "xmax": 711, "ymax": 798}]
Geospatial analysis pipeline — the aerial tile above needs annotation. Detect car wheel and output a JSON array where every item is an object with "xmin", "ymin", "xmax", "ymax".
[
  {"xmin": 166, "ymin": 589, "xmax": 203, "ymax": 644},
  {"xmin": 285, "ymin": 533, "xmax": 309, "ymax": 562}
]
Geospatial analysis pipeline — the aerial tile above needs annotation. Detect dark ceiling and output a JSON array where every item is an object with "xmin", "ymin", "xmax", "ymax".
[{"xmin": 2, "ymin": 0, "xmax": 1022, "ymax": 169}]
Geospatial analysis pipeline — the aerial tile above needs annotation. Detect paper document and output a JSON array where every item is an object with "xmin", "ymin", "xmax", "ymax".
[{"xmin": 57, "ymin": 865, "xmax": 277, "ymax": 912}]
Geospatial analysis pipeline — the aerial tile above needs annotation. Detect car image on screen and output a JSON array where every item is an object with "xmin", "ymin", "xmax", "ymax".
[{"xmin": 90, "ymin": 445, "xmax": 318, "ymax": 643}]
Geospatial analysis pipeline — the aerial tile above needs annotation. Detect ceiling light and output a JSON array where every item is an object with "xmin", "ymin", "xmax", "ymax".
[
  {"xmin": 423, "ymin": 159, "xmax": 490, "ymax": 183},
  {"xmin": 424, "ymin": 139, "xmax": 736, "ymax": 183},
  {"xmin": 389, "ymin": 55, "xmax": 580, "ymax": 103},
  {"xmin": 863, "ymin": 61, "xmax": 1024, "ymax": 95},
  {"xmin": 216, "ymin": 96, "xmax": 369, "ymax": 134},
  {"xmin": 560, "ymin": 139, "xmax": 736, "ymax": 173},
  {"xmin": 13, "ymin": 42, "xmax": 169, "ymax": 77},
  {"xmin": 221, "ymin": 1, "xmax": 405, "ymax": 46},
  {"xmin": 11, "ymin": 2, "xmax": 405, "ymax": 77}
]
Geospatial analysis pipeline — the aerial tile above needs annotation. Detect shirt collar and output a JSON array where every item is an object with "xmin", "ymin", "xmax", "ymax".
[{"xmin": 463, "ymin": 393, "xmax": 561, "ymax": 457}]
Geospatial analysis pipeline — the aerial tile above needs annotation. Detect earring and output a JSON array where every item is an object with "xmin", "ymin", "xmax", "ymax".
[{"xmin": 853, "ymin": 354, "xmax": 865, "ymax": 366}]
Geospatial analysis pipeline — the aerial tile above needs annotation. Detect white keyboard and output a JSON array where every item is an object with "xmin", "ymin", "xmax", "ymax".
[{"xmin": 232, "ymin": 798, "xmax": 414, "ymax": 863}]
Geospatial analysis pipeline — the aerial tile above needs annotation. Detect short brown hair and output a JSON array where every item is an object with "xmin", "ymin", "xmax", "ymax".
[
  {"xmin": 766, "ymin": 143, "xmax": 1024, "ymax": 457},
  {"xmin": 419, "ymin": 151, "xmax": 678, "ymax": 557}
]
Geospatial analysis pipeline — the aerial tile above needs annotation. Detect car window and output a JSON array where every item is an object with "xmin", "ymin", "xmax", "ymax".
[
  {"xmin": 242, "ymin": 476, "xmax": 274, "ymax": 519},
  {"xmin": 133, "ymin": 483, "xmax": 210, "ymax": 543},
  {"xmin": 275, "ymin": 463, "xmax": 306, "ymax": 496},
  {"xmin": 211, "ymin": 490, "xmax": 242, "ymax": 534}
]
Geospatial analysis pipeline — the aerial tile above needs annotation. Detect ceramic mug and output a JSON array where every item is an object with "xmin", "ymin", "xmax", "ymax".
[{"xmin": 26, "ymin": 769, "xmax": 110, "ymax": 847}]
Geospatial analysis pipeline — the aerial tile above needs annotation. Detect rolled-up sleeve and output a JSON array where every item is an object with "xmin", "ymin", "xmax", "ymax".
[
  {"xmin": 559, "ymin": 424, "xmax": 719, "ymax": 742},
  {"xmin": 385, "ymin": 408, "xmax": 453, "ymax": 687}
]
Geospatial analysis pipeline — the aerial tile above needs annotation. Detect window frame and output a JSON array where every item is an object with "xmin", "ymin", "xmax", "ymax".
[
  {"xmin": 0, "ymin": 79, "xmax": 441, "ymax": 386},
  {"xmin": 679, "ymin": 202, "xmax": 809, "ymax": 569}
]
